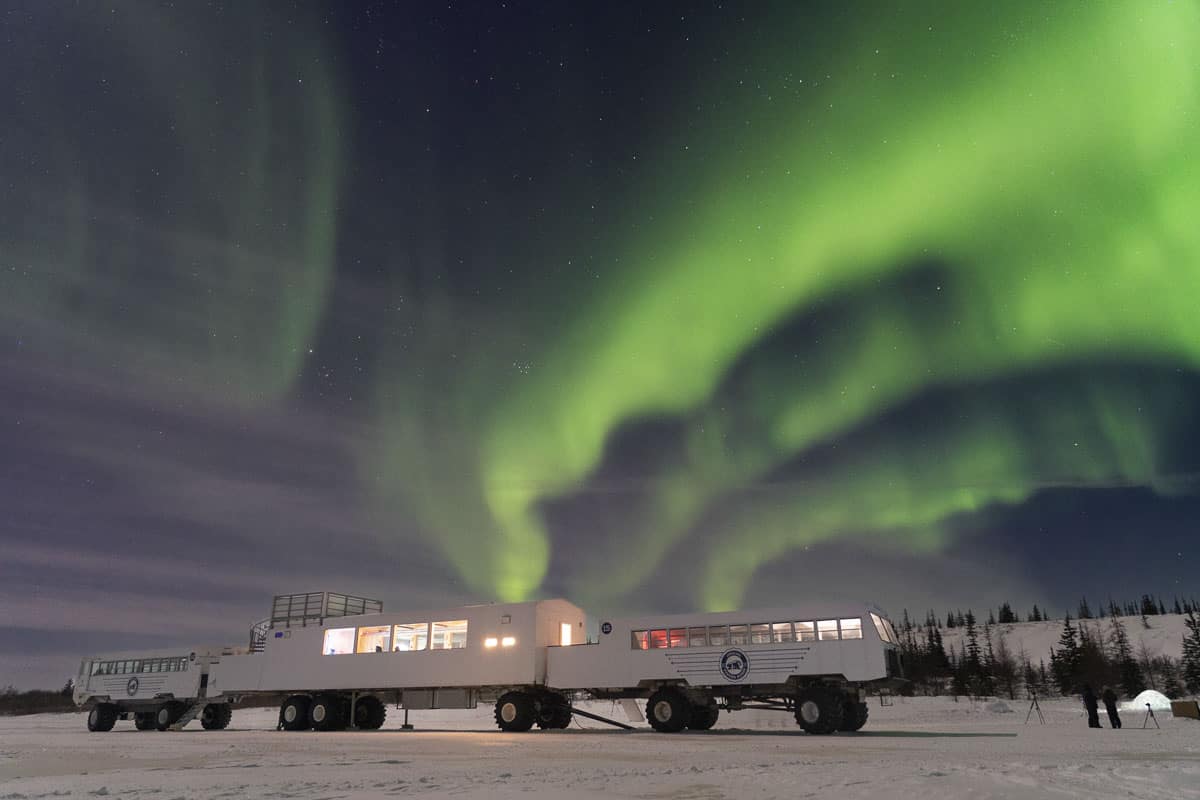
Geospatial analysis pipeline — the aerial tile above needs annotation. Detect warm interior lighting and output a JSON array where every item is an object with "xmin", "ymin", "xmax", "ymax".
[
  {"xmin": 560, "ymin": 622, "xmax": 572, "ymax": 646},
  {"xmin": 501, "ymin": 636, "xmax": 516, "ymax": 647},
  {"xmin": 484, "ymin": 637, "xmax": 498, "ymax": 648}
]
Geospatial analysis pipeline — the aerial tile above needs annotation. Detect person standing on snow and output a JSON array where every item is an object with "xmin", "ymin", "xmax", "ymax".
[
  {"xmin": 1081, "ymin": 684, "xmax": 1101, "ymax": 728},
  {"xmin": 1101, "ymin": 686, "xmax": 1122, "ymax": 729}
]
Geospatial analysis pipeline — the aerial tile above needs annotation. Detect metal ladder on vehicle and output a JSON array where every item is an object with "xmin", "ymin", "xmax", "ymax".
[{"xmin": 169, "ymin": 702, "xmax": 204, "ymax": 731}]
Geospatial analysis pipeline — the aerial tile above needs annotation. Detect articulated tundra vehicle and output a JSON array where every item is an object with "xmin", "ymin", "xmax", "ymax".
[
  {"xmin": 75, "ymin": 591, "xmax": 904, "ymax": 735},
  {"xmin": 74, "ymin": 648, "xmax": 235, "ymax": 732}
]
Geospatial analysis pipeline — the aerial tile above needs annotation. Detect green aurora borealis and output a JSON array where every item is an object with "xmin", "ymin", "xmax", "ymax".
[{"xmin": 4, "ymin": 2, "xmax": 1199, "ymax": 613}]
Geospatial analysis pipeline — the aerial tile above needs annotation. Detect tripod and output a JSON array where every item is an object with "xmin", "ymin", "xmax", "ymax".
[
  {"xmin": 1141, "ymin": 703, "xmax": 1160, "ymax": 729},
  {"xmin": 1025, "ymin": 692, "xmax": 1045, "ymax": 725}
]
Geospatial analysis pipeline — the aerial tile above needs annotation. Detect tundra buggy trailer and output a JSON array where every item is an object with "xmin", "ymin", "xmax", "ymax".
[
  {"xmin": 548, "ymin": 602, "xmax": 904, "ymax": 733},
  {"xmin": 208, "ymin": 592, "xmax": 587, "ymax": 732},
  {"xmin": 74, "ymin": 591, "xmax": 903, "ymax": 734},
  {"xmin": 73, "ymin": 647, "xmax": 236, "ymax": 732}
]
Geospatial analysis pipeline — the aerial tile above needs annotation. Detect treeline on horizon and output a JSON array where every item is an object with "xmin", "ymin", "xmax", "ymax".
[{"xmin": 896, "ymin": 594, "xmax": 1200, "ymax": 701}]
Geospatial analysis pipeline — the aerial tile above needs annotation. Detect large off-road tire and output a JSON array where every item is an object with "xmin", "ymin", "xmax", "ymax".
[
  {"xmin": 838, "ymin": 701, "xmax": 868, "ymax": 732},
  {"xmin": 134, "ymin": 712, "xmax": 156, "ymax": 731},
  {"xmin": 686, "ymin": 703, "xmax": 720, "ymax": 731},
  {"xmin": 494, "ymin": 692, "xmax": 535, "ymax": 732},
  {"xmin": 200, "ymin": 703, "xmax": 233, "ymax": 730},
  {"xmin": 535, "ymin": 694, "xmax": 572, "ymax": 730},
  {"xmin": 87, "ymin": 703, "xmax": 118, "ymax": 732},
  {"xmin": 309, "ymin": 694, "xmax": 346, "ymax": 731},
  {"xmin": 646, "ymin": 688, "xmax": 692, "ymax": 733},
  {"xmin": 794, "ymin": 687, "xmax": 845, "ymax": 735},
  {"xmin": 352, "ymin": 695, "xmax": 387, "ymax": 730},
  {"xmin": 280, "ymin": 695, "xmax": 311, "ymax": 731},
  {"xmin": 155, "ymin": 701, "xmax": 185, "ymax": 731}
]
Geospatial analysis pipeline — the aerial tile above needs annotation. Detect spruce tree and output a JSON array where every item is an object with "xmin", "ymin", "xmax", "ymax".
[
  {"xmin": 1182, "ymin": 609, "xmax": 1200, "ymax": 694},
  {"xmin": 1107, "ymin": 611, "xmax": 1145, "ymax": 698},
  {"xmin": 1052, "ymin": 615, "xmax": 1081, "ymax": 694},
  {"xmin": 1173, "ymin": 597, "xmax": 1183, "ymax": 615},
  {"xmin": 1022, "ymin": 658, "xmax": 1038, "ymax": 698},
  {"xmin": 998, "ymin": 602, "xmax": 1016, "ymax": 624},
  {"xmin": 1078, "ymin": 596, "xmax": 1092, "ymax": 619}
]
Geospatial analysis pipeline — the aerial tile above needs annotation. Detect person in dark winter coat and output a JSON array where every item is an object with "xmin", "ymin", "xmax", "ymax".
[
  {"xmin": 1081, "ymin": 684, "xmax": 1101, "ymax": 728},
  {"xmin": 1101, "ymin": 686, "xmax": 1122, "ymax": 728}
]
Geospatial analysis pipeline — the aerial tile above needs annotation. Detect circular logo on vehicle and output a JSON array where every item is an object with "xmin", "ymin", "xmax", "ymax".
[
  {"xmin": 601, "ymin": 622, "xmax": 613, "ymax": 635},
  {"xmin": 720, "ymin": 649, "xmax": 749, "ymax": 682},
  {"xmin": 126, "ymin": 677, "xmax": 139, "ymax": 696}
]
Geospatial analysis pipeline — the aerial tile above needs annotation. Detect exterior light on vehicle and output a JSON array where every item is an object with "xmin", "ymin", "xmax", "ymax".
[
  {"xmin": 501, "ymin": 636, "xmax": 516, "ymax": 647},
  {"xmin": 484, "ymin": 637, "xmax": 498, "ymax": 648}
]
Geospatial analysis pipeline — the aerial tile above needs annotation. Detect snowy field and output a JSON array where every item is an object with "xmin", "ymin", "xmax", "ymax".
[{"xmin": 2, "ymin": 698, "xmax": 1198, "ymax": 800}]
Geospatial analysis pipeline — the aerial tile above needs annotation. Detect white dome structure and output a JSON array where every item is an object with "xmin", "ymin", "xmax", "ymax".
[{"xmin": 1120, "ymin": 689, "xmax": 1172, "ymax": 712}]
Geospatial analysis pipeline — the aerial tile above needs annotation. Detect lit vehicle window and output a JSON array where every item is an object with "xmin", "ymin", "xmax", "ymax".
[
  {"xmin": 870, "ymin": 613, "xmax": 890, "ymax": 643},
  {"xmin": 356, "ymin": 625, "xmax": 391, "ymax": 653},
  {"xmin": 631, "ymin": 630, "xmax": 649, "ymax": 650},
  {"xmin": 817, "ymin": 620, "xmax": 839, "ymax": 641},
  {"xmin": 323, "ymin": 627, "xmax": 355, "ymax": 654},
  {"xmin": 707, "ymin": 625, "xmax": 729, "ymax": 646},
  {"xmin": 688, "ymin": 627, "xmax": 708, "ymax": 647},
  {"xmin": 392, "ymin": 623, "xmax": 429, "ymax": 651},
  {"xmin": 648, "ymin": 629, "xmax": 669, "ymax": 649},
  {"xmin": 729, "ymin": 625, "xmax": 749, "ymax": 645},
  {"xmin": 668, "ymin": 628, "xmax": 688, "ymax": 648},
  {"xmin": 431, "ymin": 620, "xmax": 468, "ymax": 649},
  {"xmin": 772, "ymin": 622, "xmax": 793, "ymax": 643},
  {"xmin": 794, "ymin": 621, "xmax": 816, "ymax": 642},
  {"xmin": 839, "ymin": 618, "xmax": 863, "ymax": 639}
]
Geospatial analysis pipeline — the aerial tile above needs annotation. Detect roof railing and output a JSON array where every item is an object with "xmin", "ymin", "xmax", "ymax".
[{"xmin": 269, "ymin": 591, "xmax": 384, "ymax": 628}]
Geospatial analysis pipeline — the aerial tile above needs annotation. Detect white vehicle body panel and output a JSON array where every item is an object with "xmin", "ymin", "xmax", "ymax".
[
  {"xmin": 547, "ymin": 603, "xmax": 894, "ymax": 691},
  {"xmin": 74, "ymin": 649, "xmax": 220, "ymax": 707},
  {"xmin": 210, "ymin": 599, "xmax": 586, "ymax": 695}
]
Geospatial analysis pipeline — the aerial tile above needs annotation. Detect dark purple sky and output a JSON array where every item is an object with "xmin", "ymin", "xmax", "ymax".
[{"xmin": 2, "ymin": 2, "xmax": 1198, "ymax": 688}]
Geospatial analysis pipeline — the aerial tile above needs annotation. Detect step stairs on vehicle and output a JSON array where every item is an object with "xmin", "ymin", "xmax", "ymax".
[{"xmin": 169, "ymin": 702, "xmax": 203, "ymax": 730}]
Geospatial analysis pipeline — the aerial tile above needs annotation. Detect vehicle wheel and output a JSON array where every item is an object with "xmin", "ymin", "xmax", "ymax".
[
  {"xmin": 794, "ymin": 687, "xmax": 845, "ymax": 735},
  {"xmin": 686, "ymin": 703, "xmax": 719, "ymax": 731},
  {"xmin": 494, "ymin": 692, "xmax": 535, "ymax": 732},
  {"xmin": 134, "ymin": 712, "xmax": 156, "ymax": 731},
  {"xmin": 87, "ymin": 704, "xmax": 118, "ymax": 732},
  {"xmin": 280, "ymin": 695, "xmax": 311, "ymax": 731},
  {"xmin": 352, "ymin": 695, "xmax": 387, "ymax": 730},
  {"xmin": 646, "ymin": 688, "xmax": 692, "ymax": 733},
  {"xmin": 535, "ymin": 695, "xmax": 572, "ymax": 730},
  {"xmin": 838, "ymin": 700, "xmax": 869, "ymax": 732},
  {"xmin": 155, "ymin": 701, "xmax": 185, "ymax": 731},
  {"xmin": 200, "ymin": 703, "xmax": 233, "ymax": 730},
  {"xmin": 309, "ymin": 694, "xmax": 346, "ymax": 732}
]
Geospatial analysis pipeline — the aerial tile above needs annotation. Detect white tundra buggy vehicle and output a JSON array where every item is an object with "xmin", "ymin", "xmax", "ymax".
[
  {"xmin": 74, "ymin": 591, "xmax": 904, "ymax": 734},
  {"xmin": 74, "ymin": 647, "xmax": 236, "ymax": 732},
  {"xmin": 547, "ymin": 602, "xmax": 904, "ymax": 733}
]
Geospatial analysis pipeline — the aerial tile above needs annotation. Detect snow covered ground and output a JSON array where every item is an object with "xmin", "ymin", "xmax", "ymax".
[{"xmin": 2, "ymin": 697, "xmax": 1198, "ymax": 799}]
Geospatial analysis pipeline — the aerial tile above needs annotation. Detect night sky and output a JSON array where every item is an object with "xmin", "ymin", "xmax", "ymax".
[{"xmin": 3, "ymin": 2, "xmax": 1199, "ymax": 688}]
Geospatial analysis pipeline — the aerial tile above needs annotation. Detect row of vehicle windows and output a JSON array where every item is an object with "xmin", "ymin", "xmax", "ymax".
[
  {"xmin": 91, "ymin": 657, "xmax": 188, "ymax": 676},
  {"xmin": 323, "ymin": 621, "xmax": 469, "ymax": 654},
  {"xmin": 631, "ymin": 618, "xmax": 864, "ymax": 650}
]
